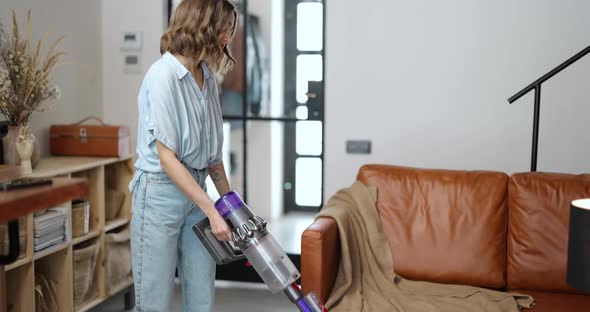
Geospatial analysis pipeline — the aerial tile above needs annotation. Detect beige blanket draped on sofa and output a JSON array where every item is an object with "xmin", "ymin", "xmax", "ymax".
[{"xmin": 316, "ymin": 181, "xmax": 535, "ymax": 312}]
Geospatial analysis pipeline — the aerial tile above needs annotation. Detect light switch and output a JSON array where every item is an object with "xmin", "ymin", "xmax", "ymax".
[
  {"xmin": 346, "ymin": 140, "xmax": 371, "ymax": 154},
  {"xmin": 120, "ymin": 31, "xmax": 143, "ymax": 51}
]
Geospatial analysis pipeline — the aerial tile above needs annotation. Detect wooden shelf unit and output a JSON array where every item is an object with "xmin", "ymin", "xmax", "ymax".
[
  {"xmin": 71, "ymin": 230, "xmax": 101, "ymax": 247},
  {"xmin": 104, "ymin": 218, "xmax": 130, "ymax": 233},
  {"xmin": 4, "ymin": 156, "xmax": 134, "ymax": 312},
  {"xmin": 5, "ymin": 261, "xmax": 34, "ymax": 312}
]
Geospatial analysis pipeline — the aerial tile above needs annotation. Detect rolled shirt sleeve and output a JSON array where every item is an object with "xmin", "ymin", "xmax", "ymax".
[
  {"xmin": 207, "ymin": 134, "xmax": 224, "ymax": 168},
  {"xmin": 146, "ymin": 74, "xmax": 181, "ymax": 155}
]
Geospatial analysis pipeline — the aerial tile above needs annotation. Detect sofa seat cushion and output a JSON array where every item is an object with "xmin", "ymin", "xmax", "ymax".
[
  {"xmin": 357, "ymin": 164, "xmax": 509, "ymax": 288},
  {"xmin": 511, "ymin": 290, "xmax": 590, "ymax": 312},
  {"xmin": 507, "ymin": 172, "xmax": 590, "ymax": 292}
]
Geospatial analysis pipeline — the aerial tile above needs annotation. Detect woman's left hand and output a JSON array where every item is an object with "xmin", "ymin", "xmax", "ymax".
[{"xmin": 209, "ymin": 212, "xmax": 232, "ymax": 241}]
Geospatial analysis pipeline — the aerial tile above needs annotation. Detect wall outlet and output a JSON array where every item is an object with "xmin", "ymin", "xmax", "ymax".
[
  {"xmin": 346, "ymin": 140, "xmax": 371, "ymax": 154},
  {"xmin": 123, "ymin": 54, "xmax": 141, "ymax": 74}
]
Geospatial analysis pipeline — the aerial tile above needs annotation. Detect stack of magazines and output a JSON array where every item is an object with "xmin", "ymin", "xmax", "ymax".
[{"xmin": 34, "ymin": 208, "xmax": 67, "ymax": 252}]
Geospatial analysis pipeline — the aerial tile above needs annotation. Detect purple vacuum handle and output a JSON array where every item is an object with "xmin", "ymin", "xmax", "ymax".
[
  {"xmin": 296, "ymin": 299, "xmax": 313, "ymax": 312},
  {"xmin": 214, "ymin": 191, "xmax": 245, "ymax": 219},
  {"xmin": 297, "ymin": 292, "xmax": 327, "ymax": 312}
]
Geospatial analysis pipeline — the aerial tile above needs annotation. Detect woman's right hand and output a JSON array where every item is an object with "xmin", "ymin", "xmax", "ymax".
[{"xmin": 209, "ymin": 213, "xmax": 232, "ymax": 241}]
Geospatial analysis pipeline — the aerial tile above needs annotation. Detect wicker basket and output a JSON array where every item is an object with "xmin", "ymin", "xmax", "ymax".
[
  {"xmin": 105, "ymin": 226, "xmax": 132, "ymax": 294},
  {"xmin": 73, "ymin": 240, "xmax": 99, "ymax": 308},
  {"xmin": 72, "ymin": 200, "xmax": 90, "ymax": 238},
  {"xmin": 34, "ymin": 273, "xmax": 58, "ymax": 312},
  {"xmin": 0, "ymin": 217, "xmax": 26, "ymax": 259},
  {"xmin": 105, "ymin": 189, "xmax": 125, "ymax": 221}
]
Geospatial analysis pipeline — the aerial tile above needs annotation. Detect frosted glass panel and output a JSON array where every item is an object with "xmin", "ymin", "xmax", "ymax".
[
  {"xmin": 295, "ymin": 158, "xmax": 322, "ymax": 206},
  {"xmin": 296, "ymin": 121, "xmax": 322, "ymax": 156},
  {"xmin": 297, "ymin": 3, "xmax": 323, "ymax": 51},
  {"xmin": 296, "ymin": 106, "xmax": 308, "ymax": 119}
]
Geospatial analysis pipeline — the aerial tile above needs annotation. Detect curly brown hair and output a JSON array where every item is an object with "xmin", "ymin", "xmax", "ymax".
[{"xmin": 161, "ymin": 0, "xmax": 237, "ymax": 74}]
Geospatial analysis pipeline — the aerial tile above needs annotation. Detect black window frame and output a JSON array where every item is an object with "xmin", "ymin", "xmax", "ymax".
[{"xmin": 283, "ymin": 0, "xmax": 326, "ymax": 213}]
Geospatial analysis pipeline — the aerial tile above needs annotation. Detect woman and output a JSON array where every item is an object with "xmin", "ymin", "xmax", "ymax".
[{"xmin": 128, "ymin": 0, "xmax": 237, "ymax": 311}]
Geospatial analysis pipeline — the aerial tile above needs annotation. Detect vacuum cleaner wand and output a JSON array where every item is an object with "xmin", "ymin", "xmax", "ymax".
[{"xmin": 193, "ymin": 191, "xmax": 327, "ymax": 312}]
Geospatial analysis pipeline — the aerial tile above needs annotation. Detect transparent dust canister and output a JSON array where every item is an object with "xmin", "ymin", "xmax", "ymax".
[{"xmin": 242, "ymin": 233, "xmax": 300, "ymax": 293}]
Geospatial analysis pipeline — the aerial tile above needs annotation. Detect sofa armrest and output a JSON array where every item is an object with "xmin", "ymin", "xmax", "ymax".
[{"xmin": 301, "ymin": 217, "xmax": 340, "ymax": 304}]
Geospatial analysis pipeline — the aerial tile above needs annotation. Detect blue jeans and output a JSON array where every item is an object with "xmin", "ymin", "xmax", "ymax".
[{"xmin": 129, "ymin": 166, "xmax": 215, "ymax": 312}]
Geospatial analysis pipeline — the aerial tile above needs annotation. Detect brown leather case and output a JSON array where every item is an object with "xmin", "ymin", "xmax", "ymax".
[{"xmin": 50, "ymin": 117, "xmax": 130, "ymax": 158}]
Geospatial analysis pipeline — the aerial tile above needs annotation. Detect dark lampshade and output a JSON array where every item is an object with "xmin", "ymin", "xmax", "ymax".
[{"xmin": 567, "ymin": 198, "xmax": 590, "ymax": 292}]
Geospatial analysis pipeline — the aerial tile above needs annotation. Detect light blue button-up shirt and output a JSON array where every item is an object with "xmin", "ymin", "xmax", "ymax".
[{"xmin": 133, "ymin": 52, "xmax": 224, "ymax": 174}]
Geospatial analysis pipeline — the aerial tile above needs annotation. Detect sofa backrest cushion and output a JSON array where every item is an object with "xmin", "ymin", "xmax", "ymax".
[
  {"xmin": 507, "ymin": 172, "xmax": 590, "ymax": 292},
  {"xmin": 357, "ymin": 164, "xmax": 509, "ymax": 289}
]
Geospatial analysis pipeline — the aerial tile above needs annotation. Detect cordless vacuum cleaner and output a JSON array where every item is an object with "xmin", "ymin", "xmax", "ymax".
[{"xmin": 193, "ymin": 191, "xmax": 327, "ymax": 312}]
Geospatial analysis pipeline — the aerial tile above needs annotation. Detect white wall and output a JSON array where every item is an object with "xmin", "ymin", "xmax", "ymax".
[
  {"xmin": 101, "ymin": 0, "xmax": 167, "ymax": 153},
  {"xmin": 0, "ymin": 1, "xmax": 102, "ymax": 156},
  {"xmin": 325, "ymin": 0, "xmax": 590, "ymax": 198}
]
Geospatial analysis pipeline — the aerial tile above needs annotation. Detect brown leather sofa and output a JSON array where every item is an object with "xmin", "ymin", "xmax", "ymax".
[{"xmin": 301, "ymin": 164, "xmax": 590, "ymax": 311}]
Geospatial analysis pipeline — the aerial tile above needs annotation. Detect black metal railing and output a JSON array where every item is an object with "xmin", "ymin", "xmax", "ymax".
[{"xmin": 509, "ymin": 44, "xmax": 590, "ymax": 172}]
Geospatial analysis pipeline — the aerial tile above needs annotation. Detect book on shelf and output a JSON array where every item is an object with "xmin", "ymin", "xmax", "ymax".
[
  {"xmin": 34, "ymin": 222, "xmax": 65, "ymax": 237},
  {"xmin": 34, "ymin": 227, "xmax": 65, "ymax": 243},
  {"xmin": 34, "ymin": 235, "xmax": 66, "ymax": 252},
  {"xmin": 34, "ymin": 209, "xmax": 67, "ymax": 225},
  {"xmin": 33, "ymin": 207, "xmax": 68, "ymax": 252}
]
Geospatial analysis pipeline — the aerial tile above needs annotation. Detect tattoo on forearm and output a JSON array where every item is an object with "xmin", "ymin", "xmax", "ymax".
[{"xmin": 212, "ymin": 170, "xmax": 222, "ymax": 181}]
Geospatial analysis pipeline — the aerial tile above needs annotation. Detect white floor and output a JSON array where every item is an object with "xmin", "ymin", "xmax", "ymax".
[
  {"xmin": 266, "ymin": 212, "xmax": 316, "ymax": 254},
  {"xmin": 92, "ymin": 280, "xmax": 296, "ymax": 312},
  {"xmin": 91, "ymin": 212, "xmax": 317, "ymax": 312}
]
